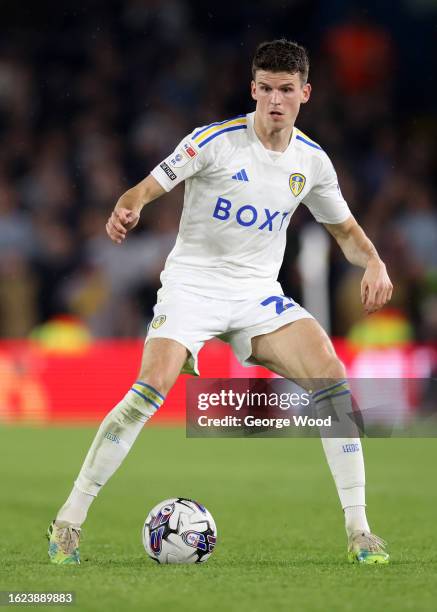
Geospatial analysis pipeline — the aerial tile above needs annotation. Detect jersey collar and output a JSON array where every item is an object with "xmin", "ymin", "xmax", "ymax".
[{"xmin": 246, "ymin": 111, "xmax": 297, "ymax": 163}]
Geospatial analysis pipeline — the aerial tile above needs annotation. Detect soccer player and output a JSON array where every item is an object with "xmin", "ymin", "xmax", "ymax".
[{"xmin": 48, "ymin": 39, "xmax": 392, "ymax": 565}]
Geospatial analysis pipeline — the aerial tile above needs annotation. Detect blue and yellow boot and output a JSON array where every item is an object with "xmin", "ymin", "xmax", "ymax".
[
  {"xmin": 348, "ymin": 530, "xmax": 389, "ymax": 564},
  {"xmin": 47, "ymin": 520, "xmax": 81, "ymax": 565}
]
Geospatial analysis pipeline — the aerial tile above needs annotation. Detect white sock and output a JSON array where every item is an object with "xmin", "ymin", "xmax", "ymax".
[
  {"xmin": 56, "ymin": 381, "xmax": 165, "ymax": 527},
  {"xmin": 321, "ymin": 436, "xmax": 366, "ymax": 506},
  {"xmin": 56, "ymin": 486, "xmax": 94, "ymax": 527},
  {"xmin": 344, "ymin": 505, "xmax": 370, "ymax": 536},
  {"xmin": 313, "ymin": 381, "xmax": 370, "ymax": 536}
]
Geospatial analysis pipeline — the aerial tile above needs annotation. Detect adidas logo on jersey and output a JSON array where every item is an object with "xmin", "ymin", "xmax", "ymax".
[{"xmin": 231, "ymin": 169, "xmax": 249, "ymax": 182}]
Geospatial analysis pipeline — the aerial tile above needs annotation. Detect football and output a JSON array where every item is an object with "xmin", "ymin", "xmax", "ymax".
[{"xmin": 142, "ymin": 498, "xmax": 217, "ymax": 564}]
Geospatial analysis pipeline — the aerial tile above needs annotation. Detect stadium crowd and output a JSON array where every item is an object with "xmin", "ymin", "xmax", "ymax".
[{"xmin": 0, "ymin": 0, "xmax": 436, "ymax": 343}]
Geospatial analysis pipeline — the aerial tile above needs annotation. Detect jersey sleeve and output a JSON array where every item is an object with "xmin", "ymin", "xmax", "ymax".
[
  {"xmin": 302, "ymin": 154, "xmax": 351, "ymax": 224},
  {"xmin": 150, "ymin": 129, "xmax": 212, "ymax": 192}
]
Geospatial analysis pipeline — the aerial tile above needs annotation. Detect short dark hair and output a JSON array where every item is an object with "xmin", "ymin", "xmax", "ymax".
[{"xmin": 252, "ymin": 39, "xmax": 309, "ymax": 83}]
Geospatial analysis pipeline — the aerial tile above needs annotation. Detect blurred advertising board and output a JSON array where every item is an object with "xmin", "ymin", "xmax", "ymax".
[{"xmin": 0, "ymin": 339, "xmax": 435, "ymax": 424}]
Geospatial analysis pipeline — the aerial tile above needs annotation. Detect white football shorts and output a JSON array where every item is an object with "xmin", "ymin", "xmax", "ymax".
[{"xmin": 145, "ymin": 284, "xmax": 313, "ymax": 375}]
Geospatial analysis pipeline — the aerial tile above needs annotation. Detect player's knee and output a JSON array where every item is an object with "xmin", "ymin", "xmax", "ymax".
[{"xmin": 319, "ymin": 354, "xmax": 346, "ymax": 380}]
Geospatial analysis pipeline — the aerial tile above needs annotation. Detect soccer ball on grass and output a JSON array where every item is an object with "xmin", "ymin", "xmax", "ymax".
[{"xmin": 142, "ymin": 497, "xmax": 217, "ymax": 564}]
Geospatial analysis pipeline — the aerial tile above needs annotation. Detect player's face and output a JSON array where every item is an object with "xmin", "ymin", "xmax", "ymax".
[{"xmin": 251, "ymin": 71, "xmax": 311, "ymax": 129}]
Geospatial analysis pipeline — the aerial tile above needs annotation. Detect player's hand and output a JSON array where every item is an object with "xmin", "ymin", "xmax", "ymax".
[
  {"xmin": 361, "ymin": 260, "xmax": 393, "ymax": 314},
  {"xmin": 106, "ymin": 208, "xmax": 140, "ymax": 244}
]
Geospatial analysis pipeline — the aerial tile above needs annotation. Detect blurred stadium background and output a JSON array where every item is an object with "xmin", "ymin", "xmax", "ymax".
[
  {"xmin": 1, "ymin": 4, "xmax": 437, "ymax": 611},
  {"xmin": 0, "ymin": 0, "xmax": 436, "ymax": 424}
]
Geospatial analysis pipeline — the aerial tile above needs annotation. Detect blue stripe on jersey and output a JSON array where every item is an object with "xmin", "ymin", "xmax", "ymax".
[
  {"xmin": 296, "ymin": 134, "xmax": 323, "ymax": 150},
  {"xmin": 192, "ymin": 115, "xmax": 247, "ymax": 139},
  {"xmin": 198, "ymin": 124, "xmax": 247, "ymax": 148}
]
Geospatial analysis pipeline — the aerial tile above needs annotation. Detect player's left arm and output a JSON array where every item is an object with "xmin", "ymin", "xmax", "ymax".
[{"xmin": 324, "ymin": 215, "xmax": 393, "ymax": 314}]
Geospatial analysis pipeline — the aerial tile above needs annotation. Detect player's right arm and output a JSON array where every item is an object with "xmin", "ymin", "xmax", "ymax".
[
  {"xmin": 106, "ymin": 124, "xmax": 213, "ymax": 244},
  {"xmin": 106, "ymin": 174, "xmax": 166, "ymax": 244}
]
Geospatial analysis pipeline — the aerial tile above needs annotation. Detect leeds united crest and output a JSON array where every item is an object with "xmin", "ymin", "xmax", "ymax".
[
  {"xmin": 289, "ymin": 173, "xmax": 306, "ymax": 197},
  {"xmin": 151, "ymin": 315, "xmax": 167, "ymax": 329}
]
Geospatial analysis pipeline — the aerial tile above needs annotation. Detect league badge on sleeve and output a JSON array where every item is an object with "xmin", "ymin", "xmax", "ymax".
[
  {"xmin": 289, "ymin": 173, "xmax": 306, "ymax": 197},
  {"xmin": 183, "ymin": 141, "xmax": 198, "ymax": 158}
]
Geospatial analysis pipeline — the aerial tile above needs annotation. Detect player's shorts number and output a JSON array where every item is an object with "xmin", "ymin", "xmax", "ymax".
[{"xmin": 260, "ymin": 295, "xmax": 295, "ymax": 315}]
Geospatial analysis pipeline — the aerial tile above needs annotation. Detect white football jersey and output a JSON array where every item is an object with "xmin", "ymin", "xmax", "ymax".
[{"xmin": 151, "ymin": 111, "xmax": 351, "ymax": 299}]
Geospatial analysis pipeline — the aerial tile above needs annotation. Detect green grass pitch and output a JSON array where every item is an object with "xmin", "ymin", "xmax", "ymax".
[{"xmin": 0, "ymin": 426, "xmax": 436, "ymax": 612}]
